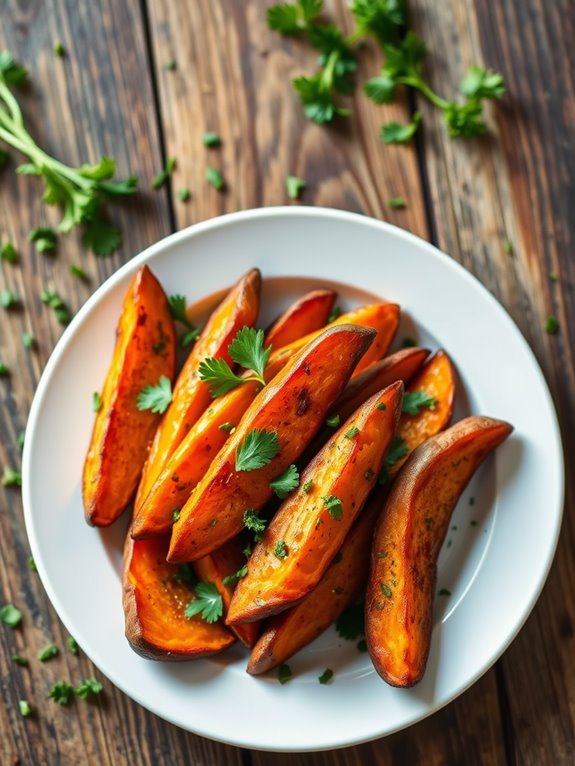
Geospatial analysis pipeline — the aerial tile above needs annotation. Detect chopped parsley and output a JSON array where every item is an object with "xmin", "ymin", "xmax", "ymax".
[
  {"xmin": 19, "ymin": 699, "xmax": 32, "ymax": 716},
  {"xmin": 218, "ymin": 421, "xmax": 235, "ymax": 433},
  {"xmin": 378, "ymin": 435, "xmax": 408, "ymax": 484},
  {"xmin": 303, "ymin": 480, "xmax": 313, "ymax": 494},
  {"xmin": 12, "ymin": 655, "xmax": 28, "ymax": 666},
  {"xmin": 177, "ymin": 187, "xmax": 191, "ymax": 202},
  {"xmin": 29, "ymin": 227, "xmax": 57, "ymax": 253},
  {"xmin": 328, "ymin": 305, "xmax": 342, "ymax": 323},
  {"xmin": 380, "ymin": 582, "xmax": 393, "ymax": 598},
  {"xmin": 2, "ymin": 466, "xmax": 22, "ymax": 487},
  {"xmin": 243, "ymin": 509, "xmax": 267, "ymax": 541},
  {"xmin": 222, "ymin": 564, "xmax": 248, "ymax": 587},
  {"xmin": 438, "ymin": 588, "xmax": 451, "ymax": 597},
  {"xmin": 38, "ymin": 643, "xmax": 59, "ymax": 662},
  {"xmin": 270, "ymin": 464, "xmax": 300, "ymax": 499},
  {"xmin": 151, "ymin": 157, "xmax": 176, "ymax": 189},
  {"xmin": 335, "ymin": 601, "xmax": 364, "ymax": 641},
  {"xmin": 0, "ymin": 289, "xmax": 18, "ymax": 308},
  {"xmin": 235, "ymin": 428, "xmax": 279, "ymax": 471},
  {"xmin": 27, "ymin": 556, "xmax": 36, "ymax": 571},
  {"xmin": 286, "ymin": 175, "xmax": 306, "ymax": 199},
  {"xmin": 323, "ymin": 494, "xmax": 343, "ymax": 519},
  {"xmin": 274, "ymin": 539, "xmax": 288, "ymax": 559},
  {"xmin": 136, "ymin": 375, "xmax": 173, "ymax": 414},
  {"xmin": 92, "ymin": 391, "xmax": 102, "ymax": 412},
  {"xmin": 67, "ymin": 636, "xmax": 79, "ymax": 655},
  {"xmin": 503, "ymin": 239, "xmax": 513, "ymax": 256},
  {"xmin": 387, "ymin": 196, "xmax": 406, "ymax": 209},
  {"xmin": 278, "ymin": 663, "xmax": 292, "ymax": 684},
  {"xmin": 380, "ymin": 111, "xmax": 422, "ymax": 144},
  {"xmin": 318, "ymin": 668, "xmax": 333, "ymax": 684},
  {"xmin": 0, "ymin": 241, "xmax": 17, "ymax": 262},
  {"xmin": 345, "ymin": 426, "xmax": 360, "ymax": 439},
  {"xmin": 0, "ymin": 361, "xmax": 8, "ymax": 376},
  {"xmin": 172, "ymin": 563, "xmax": 195, "ymax": 584},
  {"xmin": 22, "ymin": 332, "xmax": 35, "ymax": 349},
  {"xmin": 206, "ymin": 166, "xmax": 225, "ymax": 191},
  {"xmin": 48, "ymin": 681, "xmax": 74, "ymax": 705},
  {"xmin": 185, "ymin": 582, "xmax": 223, "ymax": 623},
  {"xmin": 202, "ymin": 131, "xmax": 221, "ymax": 147},
  {"xmin": 545, "ymin": 315, "xmax": 559, "ymax": 334},
  {"xmin": 402, "ymin": 390, "xmax": 437, "ymax": 415},
  {"xmin": 325, "ymin": 413, "xmax": 340, "ymax": 428},
  {"xmin": 0, "ymin": 603, "xmax": 22, "ymax": 627},
  {"xmin": 172, "ymin": 508, "xmax": 181, "ymax": 523},
  {"xmin": 69, "ymin": 264, "xmax": 88, "ymax": 280},
  {"xmin": 75, "ymin": 678, "xmax": 103, "ymax": 699},
  {"xmin": 41, "ymin": 289, "xmax": 71, "ymax": 325}
]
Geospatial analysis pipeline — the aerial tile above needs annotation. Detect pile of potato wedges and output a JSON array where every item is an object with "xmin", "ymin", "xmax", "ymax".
[{"xmin": 83, "ymin": 266, "xmax": 512, "ymax": 687}]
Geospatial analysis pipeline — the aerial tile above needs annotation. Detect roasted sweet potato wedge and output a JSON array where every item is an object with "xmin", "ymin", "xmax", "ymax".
[
  {"xmin": 265, "ymin": 289, "xmax": 337, "ymax": 349},
  {"xmin": 269, "ymin": 302, "xmax": 400, "ymax": 376},
  {"xmin": 83, "ymin": 266, "xmax": 176, "ymax": 527},
  {"xmin": 247, "ymin": 356, "xmax": 455, "ymax": 672},
  {"xmin": 167, "ymin": 324, "xmax": 376, "ymax": 563},
  {"xmin": 390, "ymin": 350, "xmax": 456, "ymax": 477},
  {"xmin": 193, "ymin": 537, "xmax": 260, "ymax": 648},
  {"xmin": 123, "ymin": 533, "xmax": 235, "ymax": 660},
  {"xmin": 134, "ymin": 268, "xmax": 261, "ymax": 513},
  {"xmin": 226, "ymin": 382, "xmax": 403, "ymax": 625},
  {"xmin": 366, "ymin": 416, "xmax": 513, "ymax": 687},
  {"xmin": 247, "ymin": 492, "xmax": 382, "ymax": 674}
]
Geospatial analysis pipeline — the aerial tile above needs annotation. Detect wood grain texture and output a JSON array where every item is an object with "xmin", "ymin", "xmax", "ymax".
[
  {"xmin": 145, "ymin": 0, "xmax": 428, "ymax": 235},
  {"xmin": 411, "ymin": 0, "xmax": 575, "ymax": 763}
]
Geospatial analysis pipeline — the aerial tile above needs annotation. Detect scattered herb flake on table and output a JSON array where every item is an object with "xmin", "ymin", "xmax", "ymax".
[{"xmin": 0, "ymin": 603, "xmax": 22, "ymax": 627}]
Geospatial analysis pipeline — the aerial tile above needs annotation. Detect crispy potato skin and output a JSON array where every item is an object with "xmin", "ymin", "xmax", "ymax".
[
  {"xmin": 227, "ymin": 382, "xmax": 404, "ymax": 625},
  {"xmin": 82, "ymin": 266, "xmax": 176, "ymax": 527},
  {"xmin": 265, "ymin": 289, "xmax": 337, "ymax": 349},
  {"xmin": 366, "ymin": 416, "xmax": 513, "ymax": 687},
  {"xmin": 269, "ymin": 303, "xmax": 400, "ymax": 376},
  {"xmin": 123, "ymin": 532, "xmax": 235, "ymax": 661},
  {"xmin": 167, "ymin": 324, "xmax": 376, "ymax": 563},
  {"xmin": 391, "ymin": 350, "xmax": 456, "ymax": 476},
  {"xmin": 134, "ymin": 268, "xmax": 261, "ymax": 514},
  {"xmin": 247, "ymin": 494, "xmax": 381, "ymax": 674},
  {"xmin": 193, "ymin": 537, "xmax": 261, "ymax": 648}
]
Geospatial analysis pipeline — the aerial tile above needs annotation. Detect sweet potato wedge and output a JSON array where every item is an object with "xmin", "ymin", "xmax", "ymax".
[
  {"xmin": 366, "ymin": 416, "xmax": 513, "ymax": 687},
  {"xmin": 134, "ymin": 268, "xmax": 261, "ymax": 513},
  {"xmin": 247, "ymin": 355, "xmax": 455, "ymax": 672},
  {"xmin": 390, "ymin": 350, "xmax": 456, "ymax": 477},
  {"xmin": 193, "ymin": 537, "xmax": 261, "ymax": 648},
  {"xmin": 269, "ymin": 302, "xmax": 400, "ymax": 376},
  {"xmin": 226, "ymin": 382, "xmax": 403, "ymax": 625},
  {"xmin": 83, "ymin": 266, "xmax": 177, "ymax": 527},
  {"xmin": 167, "ymin": 324, "xmax": 376, "ymax": 563},
  {"xmin": 123, "ymin": 533, "xmax": 235, "ymax": 660},
  {"xmin": 247, "ymin": 492, "xmax": 382, "ymax": 674},
  {"xmin": 265, "ymin": 289, "xmax": 337, "ymax": 349}
]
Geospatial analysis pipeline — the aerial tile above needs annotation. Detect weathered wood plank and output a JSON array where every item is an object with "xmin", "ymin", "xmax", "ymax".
[
  {"xmin": 411, "ymin": 0, "xmax": 575, "ymax": 763},
  {"xmin": 0, "ymin": 2, "xmax": 239, "ymax": 765}
]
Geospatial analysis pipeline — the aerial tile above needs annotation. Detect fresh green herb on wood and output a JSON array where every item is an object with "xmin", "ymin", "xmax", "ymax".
[
  {"xmin": 0, "ymin": 289, "xmax": 18, "ymax": 308},
  {"xmin": 2, "ymin": 466, "xmax": 22, "ymax": 487},
  {"xmin": 0, "ymin": 603, "xmax": 22, "ymax": 627},
  {"xmin": 38, "ymin": 643, "xmax": 59, "ymax": 662},
  {"xmin": 202, "ymin": 131, "xmax": 221, "ymax": 147},
  {"xmin": 151, "ymin": 157, "xmax": 176, "ymax": 189},
  {"xmin": 0, "ymin": 241, "xmax": 17, "ymax": 261},
  {"xmin": 48, "ymin": 681, "xmax": 74, "ymax": 704},
  {"xmin": 75, "ymin": 678, "xmax": 103, "ymax": 699},
  {"xmin": 0, "ymin": 360, "xmax": 9, "ymax": 375},
  {"xmin": 0, "ymin": 51, "xmax": 137, "ymax": 255},
  {"xmin": 41, "ymin": 289, "xmax": 71, "ymax": 325},
  {"xmin": 286, "ymin": 175, "xmax": 306, "ymax": 199},
  {"xmin": 29, "ymin": 227, "xmax": 57, "ymax": 253},
  {"xmin": 19, "ymin": 699, "xmax": 32, "ymax": 716},
  {"xmin": 206, "ymin": 166, "xmax": 225, "ymax": 191}
]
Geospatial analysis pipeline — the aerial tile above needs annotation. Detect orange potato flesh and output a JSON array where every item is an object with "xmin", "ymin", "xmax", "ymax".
[
  {"xmin": 83, "ymin": 265, "xmax": 176, "ymax": 527},
  {"xmin": 226, "ymin": 382, "xmax": 404, "ymax": 625},
  {"xmin": 334, "ymin": 347, "xmax": 430, "ymax": 423},
  {"xmin": 247, "ymin": 493, "xmax": 381, "ymax": 674},
  {"xmin": 269, "ymin": 303, "xmax": 400, "ymax": 377},
  {"xmin": 193, "ymin": 536, "xmax": 260, "ymax": 648},
  {"xmin": 167, "ymin": 324, "xmax": 376, "ymax": 563},
  {"xmin": 366, "ymin": 416, "xmax": 513, "ymax": 687},
  {"xmin": 134, "ymin": 268, "xmax": 261, "ymax": 514},
  {"xmin": 123, "ymin": 533, "xmax": 235, "ymax": 660},
  {"xmin": 390, "ymin": 350, "xmax": 456, "ymax": 476},
  {"xmin": 265, "ymin": 289, "xmax": 337, "ymax": 349},
  {"xmin": 247, "ymin": 356, "xmax": 456, "ymax": 672}
]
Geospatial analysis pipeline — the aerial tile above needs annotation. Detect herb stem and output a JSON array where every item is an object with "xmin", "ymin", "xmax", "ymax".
[{"xmin": 396, "ymin": 75, "xmax": 449, "ymax": 109}]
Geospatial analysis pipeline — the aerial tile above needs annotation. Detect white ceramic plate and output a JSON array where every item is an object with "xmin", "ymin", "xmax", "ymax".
[{"xmin": 23, "ymin": 207, "xmax": 563, "ymax": 752}]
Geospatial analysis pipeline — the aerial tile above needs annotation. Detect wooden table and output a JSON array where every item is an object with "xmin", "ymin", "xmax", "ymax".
[{"xmin": 1, "ymin": 1, "xmax": 573, "ymax": 763}]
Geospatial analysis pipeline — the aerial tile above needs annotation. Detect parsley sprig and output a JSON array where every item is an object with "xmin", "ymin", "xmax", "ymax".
[
  {"xmin": 184, "ymin": 581, "xmax": 223, "ymax": 623},
  {"xmin": 169, "ymin": 295, "xmax": 200, "ymax": 347},
  {"xmin": 402, "ymin": 390, "xmax": 437, "ymax": 415},
  {"xmin": 199, "ymin": 327, "xmax": 272, "ymax": 397},
  {"xmin": 0, "ymin": 51, "xmax": 137, "ymax": 255},
  {"xmin": 267, "ymin": 2, "xmax": 505, "ymax": 139},
  {"xmin": 136, "ymin": 375, "xmax": 173, "ymax": 414},
  {"xmin": 235, "ymin": 428, "xmax": 280, "ymax": 471}
]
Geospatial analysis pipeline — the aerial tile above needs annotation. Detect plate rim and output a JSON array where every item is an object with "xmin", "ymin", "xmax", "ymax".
[{"xmin": 22, "ymin": 206, "xmax": 565, "ymax": 752}]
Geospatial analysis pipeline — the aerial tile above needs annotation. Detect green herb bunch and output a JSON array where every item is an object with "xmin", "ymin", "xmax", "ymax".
[
  {"xmin": 0, "ymin": 51, "xmax": 137, "ymax": 255},
  {"xmin": 268, "ymin": 0, "xmax": 505, "ymax": 141}
]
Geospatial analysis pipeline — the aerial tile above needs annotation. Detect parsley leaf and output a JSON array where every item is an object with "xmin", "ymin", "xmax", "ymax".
[
  {"xmin": 274, "ymin": 539, "xmax": 288, "ymax": 559},
  {"xmin": 323, "ymin": 494, "xmax": 343, "ymax": 519},
  {"xmin": 545, "ymin": 315, "xmax": 559, "ymax": 335},
  {"xmin": 67, "ymin": 636, "xmax": 79, "ymax": 655},
  {"xmin": 1, "ymin": 241, "xmax": 17, "ymax": 262},
  {"xmin": 318, "ymin": 668, "xmax": 334, "ymax": 684},
  {"xmin": 0, "ymin": 51, "xmax": 28, "ymax": 86},
  {"xmin": 136, "ymin": 375, "xmax": 173, "ymax": 414},
  {"xmin": 0, "ymin": 603, "xmax": 22, "ymax": 627},
  {"xmin": 460, "ymin": 66, "xmax": 505, "ymax": 100},
  {"xmin": 75, "ymin": 678, "xmax": 103, "ymax": 699},
  {"xmin": 151, "ymin": 157, "xmax": 176, "ymax": 189},
  {"xmin": 177, "ymin": 187, "xmax": 191, "ymax": 202},
  {"xmin": 325, "ymin": 413, "xmax": 340, "ymax": 428},
  {"xmin": 388, "ymin": 196, "xmax": 406, "ymax": 209},
  {"xmin": 168, "ymin": 294, "xmax": 195, "ymax": 329},
  {"xmin": 2, "ymin": 466, "xmax": 22, "ymax": 487},
  {"xmin": 335, "ymin": 601, "xmax": 365, "ymax": 640},
  {"xmin": 38, "ymin": 643, "xmax": 59, "ymax": 662},
  {"xmin": 378, "ymin": 435, "xmax": 408, "ymax": 484},
  {"xmin": 236, "ymin": 428, "xmax": 280, "ymax": 471},
  {"xmin": 184, "ymin": 581, "xmax": 223, "ymax": 623},
  {"xmin": 243, "ymin": 509, "xmax": 267, "ymax": 542},
  {"xmin": 198, "ymin": 357, "xmax": 246, "ymax": 397},
  {"xmin": 229, "ymin": 327, "xmax": 271, "ymax": 382},
  {"xmin": 380, "ymin": 111, "xmax": 421, "ymax": 144},
  {"xmin": 41, "ymin": 289, "xmax": 71, "ymax": 325},
  {"xmin": 12, "ymin": 655, "xmax": 28, "ymax": 666},
  {"xmin": 402, "ymin": 390, "xmax": 437, "ymax": 415},
  {"xmin": 92, "ymin": 392, "xmax": 102, "ymax": 412},
  {"xmin": 222, "ymin": 564, "xmax": 248, "ymax": 587},
  {"xmin": 48, "ymin": 681, "xmax": 74, "ymax": 705},
  {"xmin": 363, "ymin": 74, "xmax": 396, "ymax": 104},
  {"xmin": 202, "ymin": 131, "xmax": 221, "ymax": 147},
  {"xmin": 206, "ymin": 166, "xmax": 225, "ymax": 191},
  {"xmin": 0, "ymin": 290, "xmax": 18, "ymax": 309},
  {"xmin": 278, "ymin": 663, "xmax": 293, "ymax": 684},
  {"xmin": 19, "ymin": 700, "xmax": 32, "ymax": 717},
  {"xmin": 270, "ymin": 464, "xmax": 300, "ymax": 499},
  {"xmin": 345, "ymin": 426, "xmax": 360, "ymax": 439},
  {"xmin": 267, "ymin": 0, "xmax": 322, "ymax": 34},
  {"xmin": 286, "ymin": 175, "xmax": 306, "ymax": 199},
  {"xmin": 0, "ymin": 361, "xmax": 9, "ymax": 376}
]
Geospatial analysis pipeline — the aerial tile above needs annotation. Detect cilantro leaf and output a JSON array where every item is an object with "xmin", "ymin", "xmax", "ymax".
[
  {"xmin": 38, "ymin": 643, "xmax": 59, "ymax": 662},
  {"xmin": 229, "ymin": 327, "xmax": 271, "ymax": 382},
  {"xmin": 402, "ymin": 390, "xmax": 437, "ymax": 415},
  {"xmin": 267, "ymin": 0, "xmax": 322, "ymax": 34},
  {"xmin": 28, "ymin": 227, "xmax": 57, "ymax": 253},
  {"xmin": 0, "ymin": 604, "xmax": 22, "ymax": 627},
  {"xmin": 19, "ymin": 700, "xmax": 32, "ymax": 717},
  {"xmin": 278, "ymin": 663, "xmax": 293, "ymax": 684},
  {"xmin": 443, "ymin": 100, "xmax": 487, "ymax": 139},
  {"xmin": 270, "ymin": 464, "xmax": 300, "ymax": 499},
  {"xmin": 2, "ymin": 466, "xmax": 22, "ymax": 487},
  {"xmin": 75, "ymin": 678, "xmax": 103, "ymax": 699},
  {"xmin": 222, "ymin": 564, "xmax": 248, "ymax": 587},
  {"xmin": 378, "ymin": 435, "xmax": 408, "ymax": 484},
  {"xmin": 335, "ymin": 601, "xmax": 365, "ymax": 640},
  {"xmin": 323, "ymin": 494, "xmax": 343, "ymax": 519},
  {"xmin": 41, "ymin": 289, "xmax": 71, "ymax": 325},
  {"xmin": 202, "ymin": 131, "xmax": 221, "ymax": 147},
  {"xmin": 136, "ymin": 375, "xmax": 172, "ymax": 414},
  {"xmin": 168, "ymin": 294, "xmax": 195, "ymax": 328},
  {"xmin": 206, "ymin": 166, "xmax": 225, "ymax": 191},
  {"xmin": 236, "ymin": 429, "xmax": 280, "ymax": 471},
  {"xmin": 151, "ymin": 157, "xmax": 176, "ymax": 189},
  {"xmin": 1, "ymin": 241, "xmax": 17, "ymax": 262},
  {"xmin": 48, "ymin": 681, "xmax": 74, "ymax": 705},
  {"xmin": 198, "ymin": 357, "xmax": 245, "ymax": 397},
  {"xmin": 92, "ymin": 391, "xmax": 102, "ymax": 412},
  {"xmin": 380, "ymin": 111, "xmax": 421, "ymax": 144},
  {"xmin": 460, "ymin": 66, "xmax": 505, "ymax": 100},
  {"xmin": 363, "ymin": 74, "xmax": 396, "ymax": 104},
  {"xmin": 184, "ymin": 582, "xmax": 223, "ymax": 623},
  {"xmin": 351, "ymin": 0, "xmax": 407, "ymax": 45},
  {"xmin": 81, "ymin": 216, "xmax": 122, "ymax": 257},
  {"xmin": 243, "ymin": 509, "xmax": 267, "ymax": 542}
]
